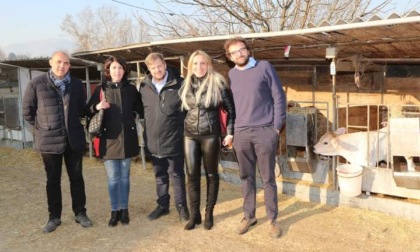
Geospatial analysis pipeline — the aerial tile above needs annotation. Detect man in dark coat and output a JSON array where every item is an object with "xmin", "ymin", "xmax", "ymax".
[
  {"xmin": 22, "ymin": 51, "xmax": 92, "ymax": 233},
  {"xmin": 139, "ymin": 52, "xmax": 189, "ymax": 222}
]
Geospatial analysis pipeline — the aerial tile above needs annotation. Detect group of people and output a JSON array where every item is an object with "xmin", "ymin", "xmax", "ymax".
[{"xmin": 22, "ymin": 36, "xmax": 286, "ymax": 239}]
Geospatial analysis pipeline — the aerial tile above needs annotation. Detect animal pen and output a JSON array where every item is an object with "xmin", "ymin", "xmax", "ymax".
[{"xmin": 277, "ymin": 63, "xmax": 420, "ymax": 200}]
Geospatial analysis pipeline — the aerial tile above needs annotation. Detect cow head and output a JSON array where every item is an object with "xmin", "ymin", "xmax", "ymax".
[{"xmin": 313, "ymin": 127, "xmax": 346, "ymax": 157}]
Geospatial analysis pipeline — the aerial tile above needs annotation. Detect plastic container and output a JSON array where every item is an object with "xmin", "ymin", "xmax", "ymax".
[{"xmin": 336, "ymin": 164, "xmax": 363, "ymax": 197}]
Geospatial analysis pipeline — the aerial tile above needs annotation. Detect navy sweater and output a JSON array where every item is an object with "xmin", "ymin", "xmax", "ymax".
[{"xmin": 228, "ymin": 60, "xmax": 286, "ymax": 132}]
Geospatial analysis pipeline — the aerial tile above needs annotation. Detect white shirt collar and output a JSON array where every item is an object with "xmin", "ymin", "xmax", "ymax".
[{"xmin": 152, "ymin": 71, "xmax": 168, "ymax": 93}]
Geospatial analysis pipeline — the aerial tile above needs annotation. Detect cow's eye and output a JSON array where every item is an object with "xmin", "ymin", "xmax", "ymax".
[{"xmin": 323, "ymin": 142, "xmax": 328, "ymax": 145}]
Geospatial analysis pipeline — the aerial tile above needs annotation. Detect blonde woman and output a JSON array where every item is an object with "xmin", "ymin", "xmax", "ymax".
[{"xmin": 179, "ymin": 50, "xmax": 235, "ymax": 230}]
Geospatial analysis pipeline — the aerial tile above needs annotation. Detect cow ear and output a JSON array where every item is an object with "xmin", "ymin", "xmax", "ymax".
[
  {"xmin": 335, "ymin": 127, "xmax": 346, "ymax": 135},
  {"xmin": 332, "ymin": 138, "xmax": 339, "ymax": 148}
]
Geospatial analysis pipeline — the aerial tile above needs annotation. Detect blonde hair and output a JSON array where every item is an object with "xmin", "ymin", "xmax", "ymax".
[
  {"xmin": 145, "ymin": 52, "xmax": 165, "ymax": 67},
  {"xmin": 180, "ymin": 50, "xmax": 226, "ymax": 110}
]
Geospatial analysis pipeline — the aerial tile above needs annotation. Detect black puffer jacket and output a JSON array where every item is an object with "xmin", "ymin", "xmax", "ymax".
[
  {"xmin": 86, "ymin": 81, "xmax": 143, "ymax": 159},
  {"xmin": 139, "ymin": 68, "xmax": 184, "ymax": 158},
  {"xmin": 22, "ymin": 73, "xmax": 86, "ymax": 153},
  {"xmin": 183, "ymin": 76, "xmax": 235, "ymax": 136}
]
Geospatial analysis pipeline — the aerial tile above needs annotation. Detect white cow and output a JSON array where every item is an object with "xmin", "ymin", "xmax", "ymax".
[{"xmin": 313, "ymin": 127, "xmax": 415, "ymax": 171}]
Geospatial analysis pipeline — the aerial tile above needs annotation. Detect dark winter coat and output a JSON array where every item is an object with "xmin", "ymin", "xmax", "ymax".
[
  {"xmin": 22, "ymin": 73, "xmax": 86, "ymax": 153},
  {"xmin": 139, "ymin": 68, "xmax": 184, "ymax": 158},
  {"xmin": 86, "ymin": 81, "xmax": 143, "ymax": 159},
  {"xmin": 183, "ymin": 76, "xmax": 235, "ymax": 136}
]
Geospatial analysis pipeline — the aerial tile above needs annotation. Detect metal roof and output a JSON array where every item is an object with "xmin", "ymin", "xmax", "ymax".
[
  {"xmin": 71, "ymin": 11, "xmax": 420, "ymax": 69},
  {"xmin": 0, "ymin": 58, "xmax": 101, "ymax": 81}
]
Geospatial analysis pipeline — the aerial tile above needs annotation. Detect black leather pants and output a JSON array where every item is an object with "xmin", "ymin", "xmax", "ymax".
[
  {"xmin": 184, "ymin": 134, "xmax": 220, "ymax": 177},
  {"xmin": 184, "ymin": 134, "xmax": 220, "ymax": 228}
]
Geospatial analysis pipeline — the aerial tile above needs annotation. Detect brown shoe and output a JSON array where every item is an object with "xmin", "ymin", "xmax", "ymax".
[
  {"xmin": 236, "ymin": 217, "xmax": 257, "ymax": 235},
  {"xmin": 269, "ymin": 219, "xmax": 282, "ymax": 238}
]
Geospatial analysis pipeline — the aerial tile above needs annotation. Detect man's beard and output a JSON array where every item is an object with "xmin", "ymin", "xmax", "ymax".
[
  {"xmin": 235, "ymin": 56, "xmax": 249, "ymax": 67},
  {"xmin": 153, "ymin": 72, "xmax": 166, "ymax": 82}
]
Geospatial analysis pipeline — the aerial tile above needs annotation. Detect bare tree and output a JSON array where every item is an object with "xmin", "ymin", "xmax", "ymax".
[
  {"xmin": 61, "ymin": 5, "xmax": 150, "ymax": 51},
  {"xmin": 62, "ymin": 1, "xmax": 418, "ymax": 47},
  {"xmin": 140, "ymin": 0, "xmax": 414, "ymax": 39},
  {"xmin": 0, "ymin": 48, "xmax": 5, "ymax": 61},
  {"xmin": 7, "ymin": 53, "xmax": 17, "ymax": 60}
]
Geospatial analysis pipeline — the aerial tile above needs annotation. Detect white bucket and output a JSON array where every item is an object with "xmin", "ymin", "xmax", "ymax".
[{"xmin": 336, "ymin": 164, "xmax": 363, "ymax": 197}]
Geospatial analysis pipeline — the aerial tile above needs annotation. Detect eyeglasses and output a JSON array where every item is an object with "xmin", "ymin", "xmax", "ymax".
[{"xmin": 229, "ymin": 47, "xmax": 248, "ymax": 57}]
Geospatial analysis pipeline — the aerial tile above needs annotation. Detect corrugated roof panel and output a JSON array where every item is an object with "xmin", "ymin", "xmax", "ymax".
[
  {"xmin": 319, "ymin": 20, "xmax": 331, "ymax": 27},
  {"xmin": 407, "ymin": 10, "xmax": 420, "ymax": 17},
  {"xmin": 368, "ymin": 15, "xmax": 382, "ymax": 21},
  {"xmin": 387, "ymin": 13, "xmax": 401, "ymax": 19},
  {"xmin": 335, "ymin": 19, "xmax": 348, "ymax": 25},
  {"xmin": 350, "ymin": 17, "xmax": 364, "ymax": 23},
  {"xmin": 307, "ymin": 22, "xmax": 317, "ymax": 28}
]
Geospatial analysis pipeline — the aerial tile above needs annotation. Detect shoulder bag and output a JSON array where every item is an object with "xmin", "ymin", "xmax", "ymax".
[{"xmin": 88, "ymin": 87, "xmax": 105, "ymax": 137}]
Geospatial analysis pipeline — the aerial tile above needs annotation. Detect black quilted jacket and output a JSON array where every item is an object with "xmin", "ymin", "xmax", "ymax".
[{"xmin": 22, "ymin": 73, "xmax": 86, "ymax": 153}]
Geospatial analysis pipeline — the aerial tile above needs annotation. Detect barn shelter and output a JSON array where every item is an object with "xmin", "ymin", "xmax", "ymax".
[{"xmin": 0, "ymin": 57, "xmax": 100, "ymax": 149}]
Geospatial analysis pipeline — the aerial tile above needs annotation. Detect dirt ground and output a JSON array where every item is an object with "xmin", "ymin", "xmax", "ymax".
[{"xmin": 0, "ymin": 147, "xmax": 419, "ymax": 252}]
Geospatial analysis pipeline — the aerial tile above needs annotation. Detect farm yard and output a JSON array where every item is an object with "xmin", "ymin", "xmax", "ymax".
[
  {"xmin": 1, "ymin": 147, "xmax": 419, "ymax": 252},
  {"xmin": 1, "ymin": 9, "xmax": 420, "ymax": 252}
]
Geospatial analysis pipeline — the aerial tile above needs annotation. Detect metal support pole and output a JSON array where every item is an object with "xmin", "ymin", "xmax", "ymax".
[{"xmin": 331, "ymin": 57, "xmax": 338, "ymax": 190}]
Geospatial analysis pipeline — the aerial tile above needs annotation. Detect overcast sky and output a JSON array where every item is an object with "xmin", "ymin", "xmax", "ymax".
[{"xmin": 0, "ymin": 0, "xmax": 419, "ymax": 49}]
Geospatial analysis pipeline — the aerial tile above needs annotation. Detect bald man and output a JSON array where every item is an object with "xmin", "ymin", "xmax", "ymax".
[{"xmin": 23, "ymin": 51, "xmax": 92, "ymax": 233}]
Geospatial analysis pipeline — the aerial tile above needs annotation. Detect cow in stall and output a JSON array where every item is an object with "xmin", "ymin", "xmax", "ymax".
[{"xmin": 313, "ymin": 127, "xmax": 415, "ymax": 171}]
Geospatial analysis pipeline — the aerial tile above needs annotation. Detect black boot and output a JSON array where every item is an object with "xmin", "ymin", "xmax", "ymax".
[
  {"xmin": 120, "ymin": 209, "xmax": 129, "ymax": 225},
  {"xmin": 184, "ymin": 176, "xmax": 202, "ymax": 230},
  {"xmin": 176, "ymin": 173, "xmax": 190, "ymax": 222},
  {"xmin": 204, "ymin": 174, "xmax": 219, "ymax": 230},
  {"xmin": 108, "ymin": 211, "xmax": 119, "ymax": 227},
  {"xmin": 177, "ymin": 204, "xmax": 190, "ymax": 222}
]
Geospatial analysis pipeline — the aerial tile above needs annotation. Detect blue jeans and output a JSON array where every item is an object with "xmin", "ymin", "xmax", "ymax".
[{"xmin": 104, "ymin": 158, "xmax": 131, "ymax": 211}]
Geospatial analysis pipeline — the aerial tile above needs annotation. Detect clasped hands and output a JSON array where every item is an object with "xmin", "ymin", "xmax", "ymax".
[
  {"xmin": 95, "ymin": 99, "xmax": 110, "ymax": 110},
  {"xmin": 222, "ymin": 134, "xmax": 234, "ymax": 147}
]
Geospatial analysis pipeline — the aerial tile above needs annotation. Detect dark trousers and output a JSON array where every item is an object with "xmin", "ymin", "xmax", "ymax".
[
  {"xmin": 233, "ymin": 127, "xmax": 279, "ymax": 221},
  {"xmin": 150, "ymin": 155, "xmax": 187, "ymax": 209},
  {"xmin": 184, "ymin": 135, "xmax": 220, "ymax": 177},
  {"xmin": 41, "ymin": 146, "xmax": 86, "ymax": 220}
]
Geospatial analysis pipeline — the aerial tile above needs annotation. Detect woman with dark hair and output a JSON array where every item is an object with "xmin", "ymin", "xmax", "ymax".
[
  {"xmin": 86, "ymin": 56, "xmax": 143, "ymax": 227},
  {"xmin": 179, "ymin": 50, "xmax": 235, "ymax": 230}
]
